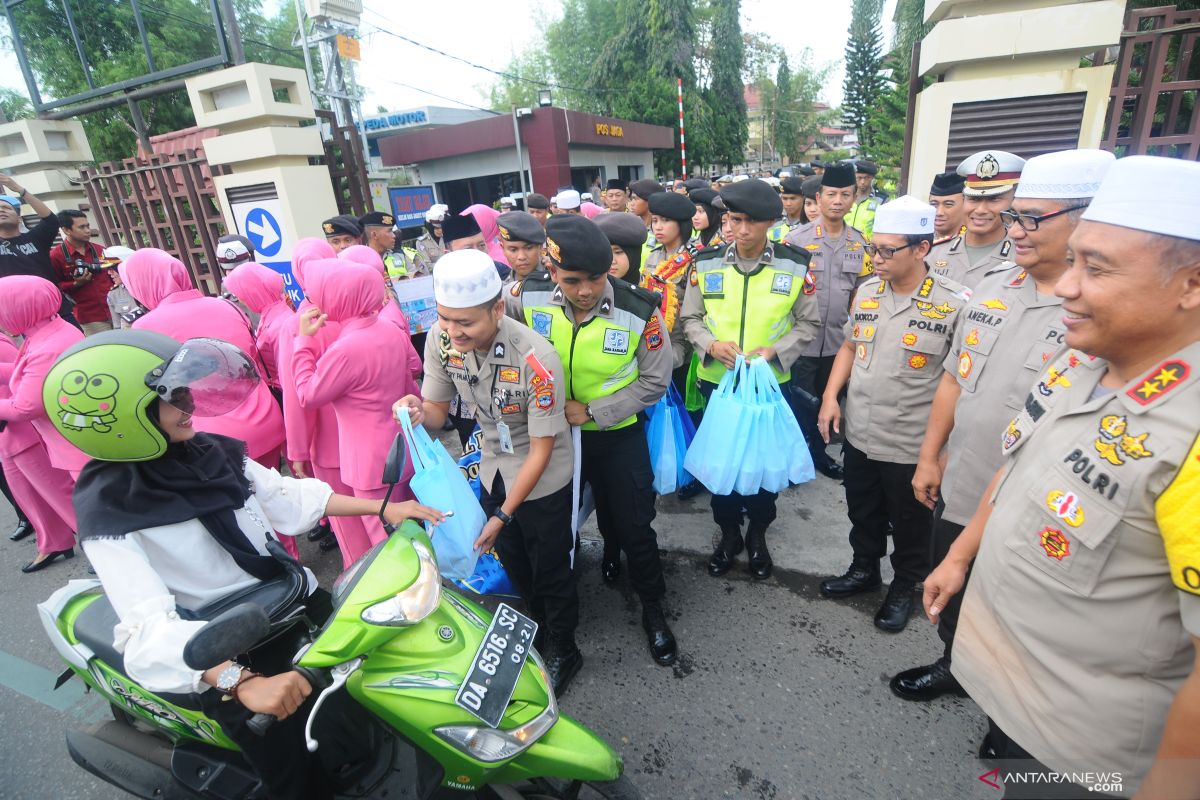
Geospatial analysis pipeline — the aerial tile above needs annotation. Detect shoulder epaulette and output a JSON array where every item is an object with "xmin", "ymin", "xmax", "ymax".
[
  {"xmin": 611, "ymin": 278, "xmax": 660, "ymax": 321},
  {"xmin": 516, "ymin": 273, "xmax": 554, "ymax": 295},
  {"xmin": 693, "ymin": 243, "xmax": 727, "ymax": 262},
  {"xmin": 772, "ymin": 240, "xmax": 814, "ymax": 265},
  {"xmin": 984, "ymin": 261, "xmax": 1020, "ymax": 278}
]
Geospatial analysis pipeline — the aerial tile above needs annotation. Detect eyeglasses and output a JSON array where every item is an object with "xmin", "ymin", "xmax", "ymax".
[
  {"xmin": 867, "ymin": 242, "xmax": 916, "ymax": 259},
  {"xmin": 1001, "ymin": 205, "xmax": 1088, "ymax": 232}
]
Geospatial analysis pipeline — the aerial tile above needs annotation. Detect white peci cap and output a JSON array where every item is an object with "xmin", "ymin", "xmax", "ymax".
[
  {"xmin": 433, "ymin": 249, "xmax": 502, "ymax": 308},
  {"xmin": 102, "ymin": 245, "xmax": 136, "ymax": 264},
  {"xmin": 425, "ymin": 204, "xmax": 449, "ymax": 223},
  {"xmin": 1082, "ymin": 155, "xmax": 1200, "ymax": 241},
  {"xmin": 555, "ymin": 190, "xmax": 581, "ymax": 210},
  {"xmin": 872, "ymin": 195, "xmax": 935, "ymax": 236},
  {"xmin": 1015, "ymin": 149, "xmax": 1115, "ymax": 199}
]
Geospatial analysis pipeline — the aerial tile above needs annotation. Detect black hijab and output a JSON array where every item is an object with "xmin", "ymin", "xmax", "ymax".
[{"xmin": 74, "ymin": 432, "xmax": 283, "ymax": 581}]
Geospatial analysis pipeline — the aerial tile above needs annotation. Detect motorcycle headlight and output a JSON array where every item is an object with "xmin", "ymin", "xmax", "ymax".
[
  {"xmin": 434, "ymin": 685, "xmax": 558, "ymax": 763},
  {"xmin": 360, "ymin": 540, "xmax": 441, "ymax": 626}
]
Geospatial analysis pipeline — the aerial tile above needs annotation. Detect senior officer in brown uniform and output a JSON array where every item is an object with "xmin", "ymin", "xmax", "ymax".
[
  {"xmin": 784, "ymin": 163, "xmax": 873, "ymax": 480},
  {"xmin": 507, "ymin": 215, "xmax": 678, "ymax": 667},
  {"xmin": 891, "ymin": 149, "xmax": 1115, "ymax": 702},
  {"xmin": 681, "ymin": 178, "xmax": 820, "ymax": 579},
  {"xmin": 392, "ymin": 249, "xmax": 584, "ymax": 695},
  {"xmin": 928, "ymin": 150, "xmax": 1025, "ymax": 289},
  {"xmin": 924, "ymin": 155, "xmax": 1200, "ymax": 797},
  {"xmin": 817, "ymin": 196, "xmax": 970, "ymax": 632}
]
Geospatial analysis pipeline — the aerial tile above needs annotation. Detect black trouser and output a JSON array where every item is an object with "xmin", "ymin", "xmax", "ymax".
[
  {"xmin": 581, "ymin": 421, "xmax": 667, "ymax": 603},
  {"xmin": 699, "ymin": 380, "xmax": 778, "ymax": 529},
  {"xmin": 985, "ymin": 720, "xmax": 1118, "ymax": 799},
  {"xmin": 930, "ymin": 501, "xmax": 968, "ymax": 660},
  {"xmin": 481, "ymin": 475, "xmax": 579, "ymax": 643},
  {"xmin": 842, "ymin": 441, "xmax": 931, "ymax": 583},
  {"xmin": 0, "ymin": 460, "xmax": 29, "ymax": 525},
  {"xmin": 791, "ymin": 355, "xmax": 837, "ymax": 468}
]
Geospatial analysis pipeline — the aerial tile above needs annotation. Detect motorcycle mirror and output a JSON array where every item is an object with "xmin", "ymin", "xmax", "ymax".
[
  {"xmin": 381, "ymin": 431, "xmax": 406, "ymax": 485},
  {"xmin": 182, "ymin": 603, "xmax": 271, "ymax": 671}
]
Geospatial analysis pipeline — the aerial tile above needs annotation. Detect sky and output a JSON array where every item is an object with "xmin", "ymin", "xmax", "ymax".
[{"xmin": 1, "ymin": 0, "xmax": 899, "ymax": 115}]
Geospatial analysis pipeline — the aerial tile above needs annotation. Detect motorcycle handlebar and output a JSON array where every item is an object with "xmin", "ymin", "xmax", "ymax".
[
  {"xmin": 245, "ymin": 666, "xmax": 330, "ymax": 737},
  {"xmin": 246, "ymin": 712, "xmax": 276, "ymax": 736}
]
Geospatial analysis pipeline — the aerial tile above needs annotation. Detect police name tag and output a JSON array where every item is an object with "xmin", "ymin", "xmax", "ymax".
[
  {"xmin": 771, "ymin": 272, "xmax": 793, "ymax": 295},
  {"xmin": 496, "ymin": 420, "xmax": 515, "ymax": 454},
  {"xmin": 602, "ymin": 328, "xmax": 630, "ymax": 355}
]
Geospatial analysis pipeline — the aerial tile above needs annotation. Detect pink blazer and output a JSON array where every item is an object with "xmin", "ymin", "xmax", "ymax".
[
  {"xmin": 277, "ymin": 301, "xmax": 342, "ymax": 469},
  {"xmin": 0, "ymin": 337, "xmax": 43, "ymax": 459}
]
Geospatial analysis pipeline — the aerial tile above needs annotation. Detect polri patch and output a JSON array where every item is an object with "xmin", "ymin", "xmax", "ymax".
[
  {"xmin": 602, "ymin": 328, "xmax": 630, "ymax": 355},
  {"xmin": 702, "ymin": 271, "xmax": 724, "ymax": 295},
  {"xmin": 643, "ymin": 315, "xmax": 663, "ymax": 351},
  {"xmin": 499, "ymin": 367, "xmax": 520, "ymax": 384},
  {"xmin": 501, "ymin": 403, "xmax": 521, "ymax": 415},
  {"xmin": 531, "ymin": 311, "xmax": 553, "ymax": 338},
  {"xmin": 1127, "ymin": 359, "xmax": 1190, "ymax": 406},
  {"xmin": 771, "ymin": 272, "xmax": 793, "ymax": 295}
]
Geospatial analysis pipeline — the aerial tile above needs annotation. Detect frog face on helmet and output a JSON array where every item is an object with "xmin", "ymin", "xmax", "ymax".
[{"xmin": 44, "ymin": 331, "xmax": 260, "ymax": 462}]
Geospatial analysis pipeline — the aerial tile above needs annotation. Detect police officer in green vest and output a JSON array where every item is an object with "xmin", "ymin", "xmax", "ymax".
[
  {"xmin": 359, "ymin": 211, "xmax": 424, "ymax": 280},
  {"xmin": 680, "ymin": 179, "xmax": 821, "ymax": 579},
  {"xmin": 769, "ymin": 176, "xmax": 808, "ymax": 242},
  {"xmin": 844, "ymin": 159, "xmax": 888, "ymax": 239},
  {"xmin": 507, "ymin": 215, "xmax": 679, "ymax": 667}
]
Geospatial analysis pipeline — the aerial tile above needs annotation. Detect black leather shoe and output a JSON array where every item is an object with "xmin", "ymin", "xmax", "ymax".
[
  {"xmin": 890, "ymin": 657, "xmax": 967, "ymax": 701},
  {"xmin": 319, "ymin": 534, "xmax": 340, "ymax": 553},
  {"xmin": 820, "ymin": 560, "xmax": 882, "ymax": 597},
  {"xmin": 874, "ymin": 580, "xmax": 916, "ymax": 632},
  {"xmin": 676, "ymin": 481, "xmax": 706, "ymax": 500},
  {"xmin": 21, "ymin": 548, "xmax": 74, "ymax": 573},
  {"xmin": 307, "ymin": 521, "xmax": 333, "ymax": 542},
  {"xmin": 543, "ymin": 639, "xmax": 583, "ymax": 697},
  {"xmin": 816, "ymin": 461, "xmax": 844, "ymax": 481},
  {"xmin": 707, "ymin": 526, "xmax": 744, "ymax": 577},
  {"xmin": 641, "ymin": 602, "xmax": 677, "ymax": 666},
  {"xmin": 745, "ymin": 523, "xmax": 772, "ymax": 580},
  {"xmin": 601, "ymin": 549, "xmax": 620, "ymax": 584},
  {"xmin": 8, "ymin": 519, "xmax": 33, "ymax": 542}
]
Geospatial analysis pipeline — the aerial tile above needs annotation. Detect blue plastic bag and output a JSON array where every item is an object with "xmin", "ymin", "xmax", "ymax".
[
  {"xmin": 455, "ymin": 551, "xmax": 518, "ymax": 597},
  {"xmin": 399, "ymin": 412, "xmax": 485, "ymax": 581},
  {"xmin": 646, "ymin": 384, "xmax": 696, "ymax": 495},
  {"xmin": 684, "ymin": 356, "xmax": 756, "ymax": 495},
  {"xmin": 456, "ymin": 425, "xmax": 485, "ymax": 499},
  {"xmin": 749, "ymin": 358, "xmax": 815, "ymax": 492}
]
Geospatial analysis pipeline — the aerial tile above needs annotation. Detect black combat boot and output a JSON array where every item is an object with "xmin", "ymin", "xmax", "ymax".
[
  {"xmin": 819, "ymin": 558, "xmax": 882, "ymax": 597},
  {"xmin": 874, "ymin": 579, "xmax": 916, "ymax": 632},
  {"xmin": 641, "ymin": 601, "xmax": 678, "ymax": 666},
  {"xmin": 707, "ymin": 524, "xmax": 744, "ymax": 577},
  {"xmin": 744, "ymin": 522, "xmax": 773, "ymax": 580},
  {"xmin": 542, "ymin": 636, "xmax": 583, "ymax": 697}
]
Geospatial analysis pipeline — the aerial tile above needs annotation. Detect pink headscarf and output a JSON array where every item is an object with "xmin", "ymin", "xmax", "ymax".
[
  {"xmin": 304, "ymin": 260, "xmax": 384, "ymax": 323},
  {"xmin": 222, "ymin": 262, "xmax": 285, "ymax": 314},
  {"xmin": 462, "ymin": 204, "xmax": 509, "ymax": 265},
  {"xmin": 580, "ymin": 202, "xmax": 604, "ymax": 220},
  {"xmin": 338, "ymin": 244, "xmax": 386, "ymax": 275},
  {"xmin": 291, "ymin": 238, "xmax": 337, "ymax": 292},
  {"xmin": 0, "ymin": 275, "xmax": 63, "ymax": 335},
  {"xmin": 119, "ymin": 248, "xmax": 192, "ymax": 310}
]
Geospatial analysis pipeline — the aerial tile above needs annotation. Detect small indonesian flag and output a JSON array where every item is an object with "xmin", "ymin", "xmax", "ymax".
[{"xmin": 525, "ymin": 350, "xmax": 553, "ymax": 383}]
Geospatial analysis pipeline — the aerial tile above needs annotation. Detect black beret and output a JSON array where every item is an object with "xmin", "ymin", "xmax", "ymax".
[
  {"xmin": 683, "ymin": 177, "xmax": 709, "ymax": 190},
  {"xmin": 648, "ymin": 191, "xmax": 696, "ymax": 222},
  {"xmin": 796, "ymin": 165, "xmax": 816, "ymax": 177},
  {"xmin": 719, "ymin": 180, "xmax": 783, "ymax": 221},
  {"xmin": 780, "ymin": 177, "xmax": 806, "ymax": 195},
  {"xmin": 801, "ymin": 175, "xmax": 823, "ymax": 199},
  {"xmin": 811, "ymin": 159, "xmax": 826, "ymax": 169},
  {"xmin": 545, "ymin": 215, "xmax": 612, "ymax": 275},
  {"xmin": 852, "ymin": 159, "xmax": 879, "ymax": 176},
  {"xmin": 689, "ymin": 188, "xmax": 720, "ymax": 206},
  {"xmin": 322, "ymin": 215, "xmax": 361, "ymax": 238},
  {"xmin": 605, "ymin": 178, "xmax": 628, "ymax": 191},
  {"xmin": 441, "ymin": 212, "xmax": 482, "ymax": 244},
  {"xmin": 497, "ymin": 211, "xmax": 546, "ymax": 245},
  {"xmin": 525, "ymin": 193, "xmax": 550, "ymax": 210},
  {"xmin": 594, "ymin": 212, "xmax": 649, "ymax": 250},
  {"xmin": 358, "ymin": 211, "xmax": 395, "ymax": 228},
  {"xmin": 629, "ymin": 179, "xmax": 664, "ymax": 200},
  {"xmin": 821, "ymin": 164, "xmax": 856, "ymax": 189},
  {"xmin": 929, "ymin": 170, "xmax": 965, "ymax": 197}
]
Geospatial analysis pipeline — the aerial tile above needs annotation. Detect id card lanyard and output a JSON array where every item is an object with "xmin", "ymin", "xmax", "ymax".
[{"xmin": 470, "ymin": 352, "xmax": 516, "ymax": 455}]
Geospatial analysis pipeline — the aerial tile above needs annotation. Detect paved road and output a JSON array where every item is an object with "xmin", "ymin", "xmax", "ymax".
[{"xmin": 0, "ymin": 459, "xmax": 1003, "ymax": 800}]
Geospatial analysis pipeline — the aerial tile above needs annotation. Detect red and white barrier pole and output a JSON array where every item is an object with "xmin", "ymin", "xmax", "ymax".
[{"xmin": 677, "ymin": 77, "xmax": 687, "ymax": 179}]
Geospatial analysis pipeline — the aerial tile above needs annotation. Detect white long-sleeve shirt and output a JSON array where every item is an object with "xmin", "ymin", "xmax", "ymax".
[{"xmin": 82, "ymin": 460, "xmax": 333, "ymax": 695}]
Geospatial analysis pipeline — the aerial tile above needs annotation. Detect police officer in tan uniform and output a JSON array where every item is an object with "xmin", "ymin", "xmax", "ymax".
[
  {"xmin": 890, "ymin": 149, "xmax": 1115, "ymax": 702},
  {"xmin": 415, "ymin": 204, "xmax": 447, "ymax": 266},
  {"xmin": 784, "ymin": 163, "xmax": 873, "ymax": 480},
  {"xmin": 925, "ymin": 155, "xmax": 1200, "ymax": 797},
  {"xmin": 928, "ymin": 171, "xmax": 967, "ymax": 243},
  {"xmin": 393, "ymin": 249, "xmax": 583, "ymax": 696},
  {"xmin": 927, "ymin": 150, "xmax": 1025, "ymax": 289},
  {"xmin": 817, "ymin": 196, "xmax": 969, "ymax": 632}
]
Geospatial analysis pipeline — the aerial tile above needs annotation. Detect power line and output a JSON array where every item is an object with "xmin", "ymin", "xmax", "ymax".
[{"xmin": 375, "ymin": 78, "xmax": 497, "ymax": 115}]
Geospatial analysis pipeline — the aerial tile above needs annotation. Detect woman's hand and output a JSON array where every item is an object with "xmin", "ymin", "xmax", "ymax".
[
  {"xmin": 392, "ymin": 395, "xmax": 423, "ymax": 426},
  {"xmin": 236, "ymin": 672, "xmax": 311, "ymax": 720},
  {"xmin": 298, "ymin": 307, "xmax": 327, "ymax": 337},
  {"xmin": 382, "ymin": 500, "xmax": 446, "ymax": 527},
  {"xmin": 816, "ymin": 396, "xmax": 841, "ymax": 444},
  {"xmin": 923, "ymin": 556, "xmax": 970, "ymax": 624}
]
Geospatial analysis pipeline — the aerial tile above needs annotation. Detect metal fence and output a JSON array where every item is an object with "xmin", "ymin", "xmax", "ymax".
[{"xmin": 316, "ymin": 109, "xmax": 371, "ymax": 218}]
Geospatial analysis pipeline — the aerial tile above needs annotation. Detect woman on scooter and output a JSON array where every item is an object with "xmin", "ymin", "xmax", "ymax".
[{"xmin": 52, "ymin": 330, "xmax": 444, "ymax": 800}]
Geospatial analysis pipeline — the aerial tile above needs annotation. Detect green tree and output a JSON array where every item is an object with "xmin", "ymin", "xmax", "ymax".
[
  {"xmin": 862, "ymin": 0, "xmax": 932, "ymax": 179},
  {"xmin": 842, "ymin": 0, "xmax": 886, "ymax": 151},
  {"xmin": 703, "ymin": 0, "xmax": 746, "ymax": 170},
  {"xmin": 0, "ymin": 89, "xmax": 34, "ymax": 124}
]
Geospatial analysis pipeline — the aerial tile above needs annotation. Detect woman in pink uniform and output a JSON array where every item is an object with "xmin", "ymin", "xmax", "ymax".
[
  {"xmin": 119, "ymin": 250, "xmax": 285, "ymax": 468},
  {"xmin": 337, "ymin": 245, "xmax": 422, "ymax": 381},
  {"xmin": 462, "ymin": 204, "xmax": 509, "ymax": 266},
  {"xmin": 0, "ymin": 276, "xmax": 84, "ymax": 571},
  {"xmin": 292, "ymin": 259, "xmax": 420, "ymax": 551},
  {"xmin": 278, "ymin": 238, "xmax": 372, "ymax": 567},
  {"xmin": 221, "ymin": 262, "xmax": 290, "ymax": 391}
]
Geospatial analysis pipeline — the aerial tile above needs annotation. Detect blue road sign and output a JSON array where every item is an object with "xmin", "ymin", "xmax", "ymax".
[{"xmin": 245, "ymin": 207, "xmax": 283, "ymax": 258}]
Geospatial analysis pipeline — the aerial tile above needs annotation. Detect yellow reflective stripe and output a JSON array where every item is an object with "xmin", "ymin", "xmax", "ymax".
[{"xmin": 1156, "ymin": 432, "xmax": 1200, "ymax": 596}]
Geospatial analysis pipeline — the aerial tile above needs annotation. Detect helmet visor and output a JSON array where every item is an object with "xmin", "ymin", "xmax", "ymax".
[{"xmin": 145, "ymin": 339, "xmax": 259, "ymax": 417}]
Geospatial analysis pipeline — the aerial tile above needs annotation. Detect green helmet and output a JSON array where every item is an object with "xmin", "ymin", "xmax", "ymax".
[{"xmin": 44, "ymin": 330, "xmax": 259, "ymax": 462}]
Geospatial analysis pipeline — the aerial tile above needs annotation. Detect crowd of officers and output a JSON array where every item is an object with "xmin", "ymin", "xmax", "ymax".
[{"xmin": 2, "ymin": 142, "xmax": 1199, "ymax": 797}]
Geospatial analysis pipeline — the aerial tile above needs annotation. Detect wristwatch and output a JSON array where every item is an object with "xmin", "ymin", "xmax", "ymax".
[
  {"xmin": 493, "ymin": 508, "xmax": 514, "ymax": 527},
  {"xmin": 584, "ymin": 404, "xmax": 594, "ymax": 420},
  {"xmin": 215, "ymin": 662, "xmax": 247, "ymax": 695}
]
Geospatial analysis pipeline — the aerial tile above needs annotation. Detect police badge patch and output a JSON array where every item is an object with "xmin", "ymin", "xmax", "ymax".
[
  {"xmin": 602, "ymin": 328, "xmax": 630, "ymax": 355},
  {"xmin": 771, "ymin": 272, "xmax": 793, "ymax": 295},
  {"xmin": 703, "ymin": 272, "xmax": 724, "ymax": 295},
  {"xmin": 531, "ymin": 311, "xmax": 553, "ymax": 338}
]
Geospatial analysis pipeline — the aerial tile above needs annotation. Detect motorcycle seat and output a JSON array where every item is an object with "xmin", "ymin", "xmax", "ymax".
[{"xmin": 73, "ymin": 595, "xmax": 205, "ymax": 711}]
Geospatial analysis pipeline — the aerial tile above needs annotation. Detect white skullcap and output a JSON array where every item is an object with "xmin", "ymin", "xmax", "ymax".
[
  {"xmin": 433, "ymin": 249, "xmax": 502, "ymax": 308},
  {"xmin": 1082, "ymin": 155, "xmax": 1200, "ymax": 241},
  {"xmin": 872, "ymin": 195, "xmax": 935, "ymax": 236},
  {"xmin": 425, "ymin": 204, "xmax": 449, "ymax": 223},
  {"xmin": 731, "ymin": 174, "xmax": 749, "ymax": 183},
  {"xmin": 102, "ymin": 245, "xmax": 136, "ymax": 263},
  {"xmin": 555, "ymin": 190, "xmax": 581, "ymax": 210},
  {"xmin": 1015, "ymin": 149, "xmax": 1115, "ymax": 199},
  {"xmin": 500, "ymin": 196, "xmax": 515, "ymax": 206}
]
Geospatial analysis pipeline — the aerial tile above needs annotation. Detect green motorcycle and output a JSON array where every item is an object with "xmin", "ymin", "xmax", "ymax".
[{"xmin": 40, "ymin": 518, "xmax": 639, "ymax": 799}]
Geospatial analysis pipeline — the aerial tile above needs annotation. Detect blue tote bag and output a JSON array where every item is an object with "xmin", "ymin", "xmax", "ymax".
[
  {"xmin": 398, "ymin": 412, "xmax": 486, "ymax": 581},
  {"xmin": 748, "ymin": 358, "xmax": 815, "ymax": 492},
  {"xmin": 684, "ymin": 356, "xmax": 756, "ymax": 495}
]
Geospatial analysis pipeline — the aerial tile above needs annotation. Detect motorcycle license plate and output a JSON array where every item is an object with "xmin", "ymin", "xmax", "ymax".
[{"xmin": 455, "ymin": 603, "xmax": 538, "ymax": 728}]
